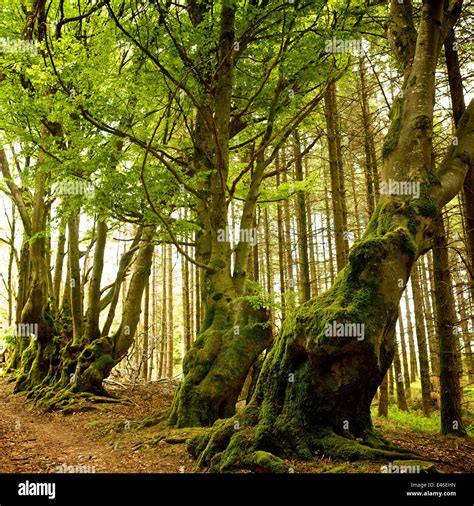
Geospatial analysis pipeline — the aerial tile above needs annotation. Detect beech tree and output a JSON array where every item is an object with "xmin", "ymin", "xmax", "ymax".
[{"xmin": 188, "ymin": 0, "xmax": 474, "ymax": 471}]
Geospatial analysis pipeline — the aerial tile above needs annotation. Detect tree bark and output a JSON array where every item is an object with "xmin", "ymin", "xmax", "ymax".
[
  {"xmin": 432, "ymin": 214, "xmax": 466, "ymax": 435},
  {"xmin": 394, "ymin": 331, "xmax": 409, "ymax": 411},
  {"xmin": 324, "ymin": 81, "xmax": 348, "ymax": 272},
  {"xmin": 68, "ymin": 210, "xmax": 83, "ymax": 345},
  {"xmin": 84, "ymin": 220, "xmax": 107, "ymax": 342},
  {"xmin": 397, "ymin": 307, "xmax": 411, "ymax": 400},
  {"xmin": 294, "ymin": 131, "xmax": 311, "ymax": 303},
  {"xmin": 166, "ymin": 243, "xmax": 174, "ymax": 378},
  {"xmin": 411, "ymin": 265, "xmax": 432, "ymax": 416},
  {"xmin": 445, "ymin": 29, "xmax": 474, "ymax": 303},
  {"xmin": 190, "ymin": 2, "xmax": 471, "ymax": 471},
  {"xmin": 52, "ymin": 217, "xmax": 66, "ymax": 307},
  {"xmin": 404, "ymin": 291, "xmax": 418, "ymax": 383},
  {"xmin": 377, "ymin": 374, "xmax": 389, "ymax": 418}
]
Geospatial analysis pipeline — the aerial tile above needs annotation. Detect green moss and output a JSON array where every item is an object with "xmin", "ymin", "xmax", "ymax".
[
  {"xmin": 322, "ymin": 463, "xmax": 351, "ymax": 473},
  {"xmin": 383, "ymin": 97, "xmax": 402, "ymax": 156},
  {"xmin": 208, "ymin": 259, "xmax": 226, "ymax": 270},
  {"xmin": 386, "ymin": 228, "xmax": 417, "ymax": 258},
  {"xmin": 251, "ymin": 451, "xmax": 289, "ymax": 473},
  {"xmin": 317, "ymin": 430, "xmax": 419, "ymax": 462},
  {"xmin": 413, "ymin": 195, "xmax": 438, "ymax": 218}
]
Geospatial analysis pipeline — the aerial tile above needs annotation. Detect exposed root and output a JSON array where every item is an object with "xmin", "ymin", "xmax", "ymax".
[
  {"xmin": 137, "ymin": 409, "xmax": 170, "ymax": 429},
  {"xmin": 188, "ymin": 418, "xmax": 430, "ymax": 473},
  {"xmin": 131, "ymin": 427, "xmax": 210, "ymax": 452},
  {"xmin": 315, "ymin": 429, "xmax": 423, "ymax": 462}
]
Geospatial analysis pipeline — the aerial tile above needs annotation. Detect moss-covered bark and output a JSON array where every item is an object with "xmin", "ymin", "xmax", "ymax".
[
  {"xmin": 188, "ymin": 1, "xmax": 474, "ymax": 469},
  {"xmin": 10, "ymin": 226, "xmax": 155, "ymax": 411},
  {"xmin": 189, "ymin": 200, "xmax": 427, "ymax": 471},
  {"xmin": 168, "ymin": 293, "xmax": 272, "ymax": 427}
]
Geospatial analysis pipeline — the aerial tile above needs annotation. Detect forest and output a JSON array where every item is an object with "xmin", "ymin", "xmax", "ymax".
[{"xmin": 0, "ymin": 0, "xmax": 473, "ymax": 483}]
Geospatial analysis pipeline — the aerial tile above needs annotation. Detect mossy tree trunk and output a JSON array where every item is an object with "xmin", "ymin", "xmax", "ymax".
[
  {"xmin": 189, "ymin": 1, "xmax": 473, "ymax": 471},
  {"xmin": 11, "ymin": 219, "xmax": 156, "ymax": 408},
  {"xmin": 166, "ymin": 3, "xmax": 274, "ymax": 427},
  {"xmin": 158, "ymin": 0, "xmax": 331, "ymax": 427}
]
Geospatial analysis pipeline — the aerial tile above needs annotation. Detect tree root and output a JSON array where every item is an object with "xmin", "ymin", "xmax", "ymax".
[
  {"xmin": 137, "ymin": 409, "xmax": 170, "ymax": 429},
  {"xmin": 131, "ymin": 427, "xmax": 210, "ymax": 451},
  {"xmin": 314, "ymin": 430, "xmax": 422, "ymax": 462},
  {"xmin": 188, "ymin": 420, "xmax": 430, "ymax": 473}
]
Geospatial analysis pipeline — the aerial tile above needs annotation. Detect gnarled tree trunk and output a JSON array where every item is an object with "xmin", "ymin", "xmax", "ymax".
[{"xmin": 189, "ymin": 1, "xmax": 472, "ymax": 471}]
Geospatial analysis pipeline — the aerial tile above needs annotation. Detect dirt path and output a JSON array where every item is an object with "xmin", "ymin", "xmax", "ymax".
[{"xmin": 0, "ymin": 376, "xmax": 192, "ymax": 473}]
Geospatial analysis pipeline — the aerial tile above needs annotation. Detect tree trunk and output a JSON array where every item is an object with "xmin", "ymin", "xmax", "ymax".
[
  {"xmin": 52, "ymin": 217, "xmax": 66, "ymax": 308},
  {"xmin": 84, "ymin": 220, "xmax": 107, "ymax": 342},
  {"xmin": 445, "ymin": 29, "xmax": 474, "ymax": 303},
  {"xmin": 454, "ymin": 268, "xmax": 474, "ymax": 384},
  {"xmin": 142, "ymin": 279, "xmax": 150, "ymax": 382},
  {"xmin": 283, "ymin": 169, "xmax": 295, "ymax": 307},
  {"xmin": 324, "ymin": 185, "xmax": 335, "ymax": 287},
  {"xmin": 421, "ymin": 256, "xmax": 440, "ymax": 383},
  {"xmin": 159, "ymin": 244, "xmax": 167, "ymax": 378},
  {"xmin": 324, "ymin": 81, "xmax": 348, "ymax": 272},
  {"xmin": 166, "ymin": 243, "xmax": 174, "ymax": 378},
  {"xmin": 189, "ymin": 2, "xmax": 471, "ymax": 470},
  {"xmin": 404, "ymin": 291, "xmax": 418, "ymax": 382},
  {"xmin": 432, "ymin": 215, "xmax": 466, "ymax": 436},
  {"xmin": 359, "ymin": 57, "xmax": 377, "ymax": 218},
  {"xmin": 294, "ymin": 131, "xmax": 311, "ymax": 303},
  {"xmin": 393, "ymin": 329, "xmax": 408, "ymax": 411},
  {"xmin": 182, "ymin": 240, "xmax": 192, "ymax": 355},
  {"xmin": 377, "ymin": 374, "xmax": 389, "ymax": 418},
  {"xmin": 397, "ymin": 307, "xmax": 411, "ymax": 400},
  {"xmin": 410, "ymin": 265, "xmax": 432, "ymax": 416},
  {"xmin": 68, "ymin": 210, "xmax": 83, "ymax": 345},
  {"xmin": 388, "ymin": 365, "xmax": 394, "ymax": 400},
  {"xmin": 277, "ymin": 170, "xmax": 286, "ymax": 320}
]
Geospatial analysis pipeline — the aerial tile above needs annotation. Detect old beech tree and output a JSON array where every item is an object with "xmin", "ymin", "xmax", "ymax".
[{"xmin": 185, "ymin": 0, "xmax": 473, "ymax": 471}]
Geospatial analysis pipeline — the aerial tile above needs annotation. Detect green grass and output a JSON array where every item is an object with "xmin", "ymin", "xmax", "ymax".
[
  {"xmin": 372, "ymin": 380, "xmax": 442, "ymax": 433},
  {"xmin": 379, "ymin": 405, "xmax": 441, "ymax": 433},
  {"xmin": 372, "ymin": 377, "xmax": 474, "ymax": 436}
]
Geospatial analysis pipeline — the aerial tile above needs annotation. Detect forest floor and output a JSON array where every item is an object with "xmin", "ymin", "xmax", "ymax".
[{"xmin": 0, "ymin": 374, "xmax": 472, "ymax": 474}]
